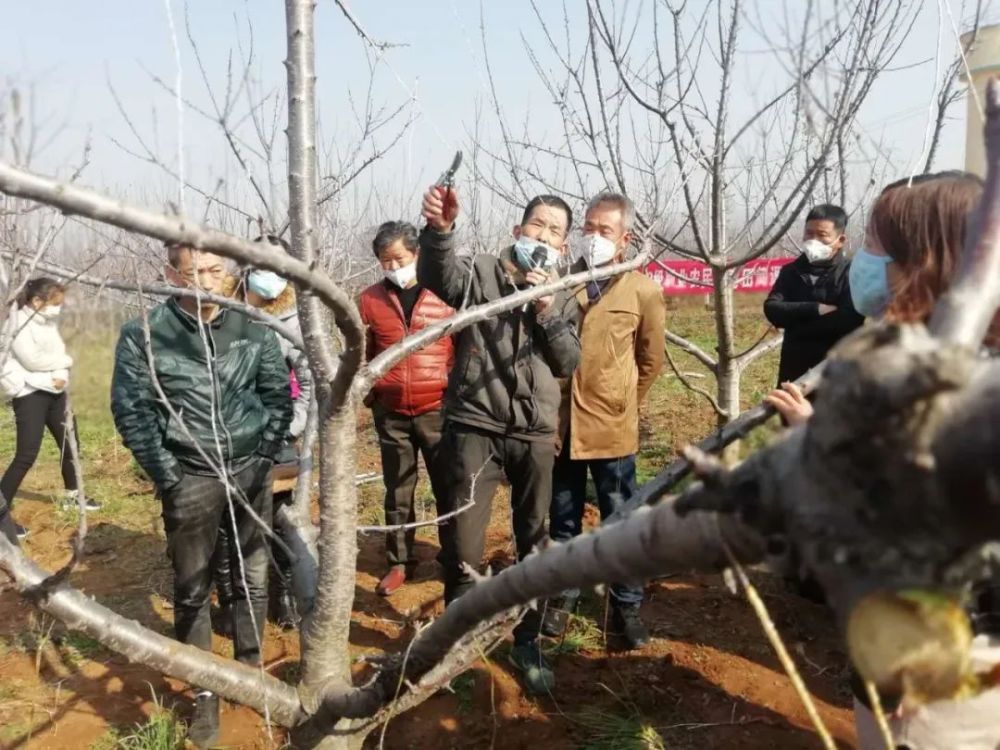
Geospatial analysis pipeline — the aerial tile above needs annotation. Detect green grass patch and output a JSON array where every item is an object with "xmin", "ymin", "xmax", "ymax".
[
  {"xmin": 0, "ymin": 722, "xmax": 35, "ymax": 743},
  {"xmin": 0, "ymin": 679, "xmax": 22, "ymax": 701},
  {"xmin": 89, "ymin": 688, "xmax": 186, "ymax": 750},
  {"xmin": 449, "ymin": 671, "xmax": 477, "ymax": 714},
  {"xmin": 572, "ymin": 707, "xmax": 665, "ymax": 750},
  {"xmin": 58, "ymin": 631, "xmax": 107, "ymax": 666},
  {"xmin": 545, "ymin": 613, "xmax": 605, "ymax": 656},
  {"xmin": 89, "ymin": 709, "xmax": 186, "ymax": 750}
]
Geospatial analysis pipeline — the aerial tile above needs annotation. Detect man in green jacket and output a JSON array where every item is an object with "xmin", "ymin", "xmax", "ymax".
[
  {"xmin": 110, "ymin": 244, "xmax": 291, "ymax": 749},
  {"xmin": 419, "ymin": 185, "xmax": 581, "ymax": 695}
]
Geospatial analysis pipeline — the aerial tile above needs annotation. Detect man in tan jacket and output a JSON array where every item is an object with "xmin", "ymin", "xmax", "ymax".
[{"xmin": 543, "ymin": 192, "xmax": 666, "ymax": 649}]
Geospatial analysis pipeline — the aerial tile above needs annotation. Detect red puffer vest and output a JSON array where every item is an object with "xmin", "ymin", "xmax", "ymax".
[{"xmin": 359, "ymin": 282, "xmax": 455, "ymax": 416}]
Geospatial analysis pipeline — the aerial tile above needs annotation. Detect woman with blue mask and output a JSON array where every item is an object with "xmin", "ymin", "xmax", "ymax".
[
  {"xmin": 848, "ymin": 247, "xmax": 894, "ymax": 318},
  {"xmin": 850, "ymin": 171, "xmax": 986, "ymax": 324},
  {"xmin": 769, "ymin": 170, "xmax": 1000, "ymax": 750}
]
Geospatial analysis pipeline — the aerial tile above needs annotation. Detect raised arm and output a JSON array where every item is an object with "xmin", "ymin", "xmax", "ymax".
[{"xmin": 418, "ymin": 185, "xmax": 472, "ymax": 309}]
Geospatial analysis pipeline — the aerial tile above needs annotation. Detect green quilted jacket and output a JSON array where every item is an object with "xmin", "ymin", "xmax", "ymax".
[{"xmin": 110, "ymin": 298, "xmax": 292, "ymax": 489}]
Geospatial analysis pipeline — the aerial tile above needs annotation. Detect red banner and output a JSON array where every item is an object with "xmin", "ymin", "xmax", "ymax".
[{"xmin": 645, "ymin": 258, "xmax": 793, "ymax": 295}]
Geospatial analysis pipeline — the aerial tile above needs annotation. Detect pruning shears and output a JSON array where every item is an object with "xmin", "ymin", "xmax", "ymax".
[{"xmin": 436, "ymin": 150, "xmax": 463, "ymax": 190}]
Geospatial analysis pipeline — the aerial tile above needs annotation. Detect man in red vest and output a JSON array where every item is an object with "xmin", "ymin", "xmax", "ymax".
[{"xmin": 359, "ymin": 221, "xmax": 455, "ymax": 596}]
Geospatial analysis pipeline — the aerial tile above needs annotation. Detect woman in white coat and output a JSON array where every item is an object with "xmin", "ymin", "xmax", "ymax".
[{"xmin": 1, "ymin": 278, "xmax": 98, "ymax": 542}]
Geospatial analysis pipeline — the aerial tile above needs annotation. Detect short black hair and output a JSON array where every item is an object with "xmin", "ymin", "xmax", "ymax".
[
  {"xmin": 805, "ymin": 204, "xmax": 847, "ymax": 232},
  {"xmin": 521, "ymin": 195, "xmax": 573, "ymax": 233},
  {"xmin": 372, "ymin": 221, "xmax": 418, "ymax": 258},
  {"xmin": 19, "ymin": 277, "xmax": 65, "ymax": 307}
]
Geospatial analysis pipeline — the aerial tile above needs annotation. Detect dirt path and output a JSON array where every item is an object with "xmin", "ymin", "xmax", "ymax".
[
  {"xmin": 1, "ymin": 489, "xmax": 855, "ymax": 749},
  {"xmin": 0, "ymin": 307, "xmax": 857, "ymax": 748}
]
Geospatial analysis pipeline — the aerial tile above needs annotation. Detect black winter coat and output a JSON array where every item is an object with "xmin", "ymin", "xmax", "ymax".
[
  {"xmin": 417, "ymin": 227, "xmax": 581, "ymax": 441},
  {"xmin": 763, "ymin": 254, "xmax": 864, "ymax": 383},
  {"xmin": 110, "ymin": 298, "xmax": 292, "ymax": 489}
]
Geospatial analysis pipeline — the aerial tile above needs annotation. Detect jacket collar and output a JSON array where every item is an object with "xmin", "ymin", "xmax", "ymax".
[
  {"xmin": 17, "ymin": 306, "xmax": 53, "ymax": 328},
  {"xmin": 793, "ymin": 252, "xmax": 847, "ymax": 274},
  {"xmin": 568, "ymin": 256, "xmax": 628, "ymax": 310},
  {"xmin": 499, "ymin": 245, "xmax": 528, "ymax": 288},
  {"xmin": 167, "ymin": 296, "xmax": 227, "ymax": 331}
]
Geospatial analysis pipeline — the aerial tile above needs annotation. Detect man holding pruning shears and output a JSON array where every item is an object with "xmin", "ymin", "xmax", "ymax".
[{"xmin": 417, "ymin": 155, "xmax": 581, "ymax": 695}]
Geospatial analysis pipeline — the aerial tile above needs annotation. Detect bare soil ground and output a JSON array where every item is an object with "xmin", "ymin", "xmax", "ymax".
[{"xmin": 0, "ymin": 297, "xmax": 858, "ymax": 749}]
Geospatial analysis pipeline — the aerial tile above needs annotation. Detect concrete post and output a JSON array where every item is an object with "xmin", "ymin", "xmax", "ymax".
[{"xmin": 962, "ymin": 24, "xmax": 1000, "ymax": 177}]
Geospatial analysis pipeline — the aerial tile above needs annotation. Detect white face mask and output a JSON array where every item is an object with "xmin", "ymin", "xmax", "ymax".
[
  {"xmin": 580, "ymin": 233, "xmax": 619, "ymax": 267},
  {"xmin": 39, "ymin": 305, "xmax": 62, "ymax": 321},
  {"xmin": 247, "ymin": 270, "xmax": 289, "ymax": 300},
  {"xmin": 802, "ymin": 238, "xmax": 835, "ymax": 263},
  {"xmin": 513, "ymin": 236, "xmax": 561, "ymax": 270},
  {"xmin": 383, "ymin": 261, "xmax": 417, "ymax": 289}
]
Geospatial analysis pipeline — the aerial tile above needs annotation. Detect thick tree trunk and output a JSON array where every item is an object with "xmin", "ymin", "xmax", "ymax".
[
  {"xmin": 711, "ymin": 268, "xmax": 741, "ymax": 455},
  {"xmin": 283, "ymin": 3, "xmax": 359, "ymax": 739},
  {"xmin": 299, "ymin": 407, "xmax": 359, "ymax": 701}
]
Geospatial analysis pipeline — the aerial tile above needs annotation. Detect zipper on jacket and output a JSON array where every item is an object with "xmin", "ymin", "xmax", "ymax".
[
  {"xmin": 387, "ymin": 286, "xmax": 421, "ymax": 410},
  {"xmin": 206, "ymin": 324, "xmax": 234, "ymax": 460}
]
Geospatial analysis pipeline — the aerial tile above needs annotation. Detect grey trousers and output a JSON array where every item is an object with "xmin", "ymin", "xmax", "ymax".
[
  {"xmin": 372, "ymin": 406, "xmax": 446, "ymax": 567},
  {"xmin": 436, "ymin": 422, "xmax": 554, "ymax": 644}
]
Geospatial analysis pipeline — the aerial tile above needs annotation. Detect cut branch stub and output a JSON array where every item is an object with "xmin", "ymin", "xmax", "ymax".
[{"xmin": 678, "ymin": 323, "xmax": 992, "ymax": 611}]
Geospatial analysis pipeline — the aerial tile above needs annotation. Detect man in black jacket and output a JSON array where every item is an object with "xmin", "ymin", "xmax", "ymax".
[
  {"xmin": 419, "ymin": 185, "xmax": 581, "ymax": 696},
  {"xmin": 764, "ymin": 204, "xmax": 864, "ymax": 384},
  {"xmin": 110, "ymin": 244, "xmax": 292, "ymax": 748}
]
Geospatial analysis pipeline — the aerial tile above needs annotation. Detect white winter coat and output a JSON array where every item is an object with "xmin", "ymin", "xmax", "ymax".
[{"xmin": 0, "ymin": 307, "xmax": 72, "ymax": 400}]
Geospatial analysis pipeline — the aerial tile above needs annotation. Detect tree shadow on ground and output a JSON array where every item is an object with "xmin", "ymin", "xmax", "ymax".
[
  {"xmin": 0, "ymin": 519, "xmax": 182, "ymax": 749},
  {"xmin": 373, "ymin": 649, "xmax": 855, "ymax": 750}
]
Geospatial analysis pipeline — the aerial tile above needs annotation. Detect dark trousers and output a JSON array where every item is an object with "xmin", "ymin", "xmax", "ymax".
[
  {"xmin": 213, "ymin": 489, "xmax": 294, "ymax": 607},
  {"xmin": 1, "ymin": 390, "xmax": 78, "ymax": 508},
  {"xmin": 437, "ymin": 422, "xmax": 554, "ymax": 644},
  {"xmin": 373, "ymin": 406, "xmax": 446, "ymax": 567},
  {"xmin": 160, "ymin": 459, "xmax": 272, "ymax": 665},
  {"xmin": 550, "ymin": 438, "xmax": 643, "ymax": 607}
]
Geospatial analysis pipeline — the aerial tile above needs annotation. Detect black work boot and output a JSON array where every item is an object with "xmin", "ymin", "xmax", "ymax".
[
  {"xmin": 611, "ymin": 604, "xmax": 650, "ymax": 649},
  {"xmin": 271, "ymin": 538, "xmax": 301, "ymax": 631},
  {"xmin": 273, "ymin": 592, "xmax": 300, "ymax": 631},
  {"xmin": 211, "ymin": 601, "xmax": 234, "ymax": 638},
  {"xmin": 540, "ymin": 594, "xmax": 579, "ymax": 638},
  {"xmin": 187, "ymin": 691, "xmax": 220, "ymax": 749}
]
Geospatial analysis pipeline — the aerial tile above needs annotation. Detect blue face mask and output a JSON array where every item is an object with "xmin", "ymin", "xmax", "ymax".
[
  {"xmin": 247, "ymin": 270, "xmax": 288, "ymax": 300},
  {"xmin": 513, "ymin": 236, "xmax": 560, "ymax": 271},
  {"xmin": 849, "ymin": 248, "xmax": 893, "ymax": 318}
]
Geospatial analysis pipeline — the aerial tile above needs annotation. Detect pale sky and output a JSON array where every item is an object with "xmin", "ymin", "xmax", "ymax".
[{"xmin": 0, "ymin": 1, "xmax": 993, "ymax": 231}]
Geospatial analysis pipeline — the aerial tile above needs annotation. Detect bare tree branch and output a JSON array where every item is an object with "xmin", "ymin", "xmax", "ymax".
[
  {"xmin": 665, "ymin": 329, "xmax": 718, "ymax": 373},
  {"xmin": 0, "ymin": 535, "xmax": 304, "ymax": 726},
  {"xmin": 0, "ymin": 158, "xmax": 365, "ymax": 403},
  {"xmin": 664, "ymin": 344, "xmax": 727, "ymax": 420},
  {"xmin": 357, "ymin": 254, "xmax": 650, "ymax": 391}
]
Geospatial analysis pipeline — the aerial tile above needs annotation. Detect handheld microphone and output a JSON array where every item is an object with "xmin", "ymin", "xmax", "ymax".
[{"xmin": 523, "ymin": 245, "xmax": 550, "ymax": 313}]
